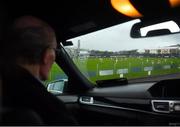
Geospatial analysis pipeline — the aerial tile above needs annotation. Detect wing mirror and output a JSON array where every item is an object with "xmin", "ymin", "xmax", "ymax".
[{"xmin": 47, "ymin": 79, "xmax": 67, "ymax": 95}]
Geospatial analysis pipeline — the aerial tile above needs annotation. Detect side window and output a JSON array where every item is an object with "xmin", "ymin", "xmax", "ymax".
[{"xmin": 48, "ymin": 63, "xmax": 68, "ymax": 82}]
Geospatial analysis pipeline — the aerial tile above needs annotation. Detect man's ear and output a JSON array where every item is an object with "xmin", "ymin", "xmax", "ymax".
[
  {"xmin": 39, "ymin": 49, "xmax": 54, "ymax": 81},
  {"xmin": 42, "ymin": 49, "xmax": 51, "ymax": 65}
]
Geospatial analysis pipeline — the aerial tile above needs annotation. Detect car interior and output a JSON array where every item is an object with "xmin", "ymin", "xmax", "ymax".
[{"xmin": 1, "ymin": 0, "xmax": 180, "ymax": 126}]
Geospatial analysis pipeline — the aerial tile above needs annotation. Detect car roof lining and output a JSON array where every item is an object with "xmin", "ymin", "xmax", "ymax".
[
  {"xmin": 2, "ymin": 0, "xmax": 132, "ymax": 42},
  {"xmin": 2, "ymin": 0, "xmax": 180, "ymax": 42}
]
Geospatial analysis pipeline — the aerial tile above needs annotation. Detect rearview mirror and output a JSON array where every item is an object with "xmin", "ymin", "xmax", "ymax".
[
  {"xmin": 47, "ymin": 79, "xmax": 66, "ymax": 95},
  {"xmin": 131, "ymin": 20, "xmax": 180, "ymax": 38}
]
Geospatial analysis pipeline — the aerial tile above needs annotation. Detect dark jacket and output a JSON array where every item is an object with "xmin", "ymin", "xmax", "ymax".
[{"xmin": 1, "ymin": 64, "xmax": 77, "ymax": 125}]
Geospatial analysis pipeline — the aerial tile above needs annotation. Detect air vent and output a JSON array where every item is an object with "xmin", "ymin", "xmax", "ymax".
[
  {"xmin": 152, "ymin": 100, "xmax": 180, "ymax": 113},
  {"xmin": 152, "ymin": 101, "xmax": 169, "ymax": 113},
  {"xmin": 79, "ymin": 96, "xmax": 94, "ymax": 104}
]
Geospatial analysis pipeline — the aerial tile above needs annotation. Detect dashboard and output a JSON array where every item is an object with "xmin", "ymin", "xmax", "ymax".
[{"xmin": 78, "ymin": 79, "xmax": 180, "ymax": 125}]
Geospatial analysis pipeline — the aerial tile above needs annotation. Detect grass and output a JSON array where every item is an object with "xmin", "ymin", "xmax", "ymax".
[{"xmin": 47, "ymin": 57, "xmax": 180, "ymax": 84}]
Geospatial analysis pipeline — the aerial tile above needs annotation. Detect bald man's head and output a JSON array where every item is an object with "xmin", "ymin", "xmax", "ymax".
[
  {"xmin": 14, "ymin": 16, "xmax": 49, "ymax": 29},
  {"xmin": 4, "ymin": 16, "xmax": 57, "ymax": 64},
  {"xmin": 13, "ymin": 16, "xmax": 56, "ymax": 46}
]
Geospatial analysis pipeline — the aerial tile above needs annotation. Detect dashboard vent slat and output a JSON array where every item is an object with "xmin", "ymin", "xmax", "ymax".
[{"xmin": 152, "ymin": 100, "xmax": 180, "ymax": 113}]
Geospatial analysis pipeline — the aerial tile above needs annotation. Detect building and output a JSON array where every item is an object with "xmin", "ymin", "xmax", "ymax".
[
  {"xmin": 79, "ymin": 50, "xmax": 90, "ymax": 58},
  {"xmin": 143, "ymin": 44, "xmax": 180, "ymax": 55}
]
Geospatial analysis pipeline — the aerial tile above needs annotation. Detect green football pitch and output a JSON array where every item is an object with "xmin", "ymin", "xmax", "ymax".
[{"xmin": 47, "ymin": 57, "xmax": 180, "ymax": 83}]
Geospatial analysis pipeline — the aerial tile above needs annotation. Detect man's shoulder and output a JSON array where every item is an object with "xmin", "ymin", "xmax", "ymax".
[
  {"xmin": 2, "ymin": 64, "xmax": 63, "ymax": 107},
  {"xmin": 2, "ymin": 64, "xmax": 42, "ymax": 86},
  {"xmin": 2, "ymin": 64, "xmax": 48, "ymax": 98}
]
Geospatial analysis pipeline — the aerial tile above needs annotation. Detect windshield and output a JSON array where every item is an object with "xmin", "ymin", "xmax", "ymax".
[{"xmin": 64, "ymin": 19, "xmax": 180, "ymax": 84}]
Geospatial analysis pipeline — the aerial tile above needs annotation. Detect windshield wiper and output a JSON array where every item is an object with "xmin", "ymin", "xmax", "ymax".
[{"xmin": 96, "ymin": 78, "xmax": 128, "ymax": 88}]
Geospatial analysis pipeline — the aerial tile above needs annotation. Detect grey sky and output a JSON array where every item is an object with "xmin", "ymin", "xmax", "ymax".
[{"xmin": 68, "ymin": 19, "xmax": 180, "ymax": 52}]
